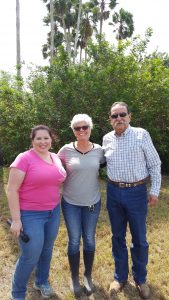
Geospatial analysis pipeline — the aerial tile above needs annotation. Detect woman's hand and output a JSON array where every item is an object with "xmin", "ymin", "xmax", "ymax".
[
  {"xmin": 10, "ymin": 219, "xmax": 23, "ymax": 237},
  {"xmin": 7, "ymin": 168, "xmax": 26, "ymax": 238}
]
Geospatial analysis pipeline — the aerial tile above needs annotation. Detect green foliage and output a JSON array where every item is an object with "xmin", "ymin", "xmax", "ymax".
[
  {"xmin": 111, "ymin": 8, "xmax": 134, "ymax": 40},
  {"xmin": 0, "ymin": 74, "xmax": 36, "ymax": 164},
  {"xmin": 1, "ymin": 39, "xmax": 169, "ymax": 172},
  {"xmin": 41, "ymin": 0, "xmax": 127, "ymax": 61}
]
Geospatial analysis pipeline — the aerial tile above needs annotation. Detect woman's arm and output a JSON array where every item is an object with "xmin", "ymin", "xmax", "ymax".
[{"xmin": 6, "ymin": 168, "xmax": 25, "ymax": 237}]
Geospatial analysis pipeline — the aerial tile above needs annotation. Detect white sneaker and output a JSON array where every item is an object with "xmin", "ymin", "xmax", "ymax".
[{"xmin": 33, "ymin": 282, "xmax": 55, "ymax": 298}]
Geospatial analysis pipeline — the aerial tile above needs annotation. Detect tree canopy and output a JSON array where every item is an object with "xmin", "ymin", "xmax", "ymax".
[
  {"xmin": 41, "ymin": 0, "xmax": 134, "ymax": 63},
  {"xmin": 0, "ymin": 36, "xmax": 169, "ymax": 172}
]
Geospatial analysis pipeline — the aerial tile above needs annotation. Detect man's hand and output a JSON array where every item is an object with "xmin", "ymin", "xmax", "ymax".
[{"xmin": 148, "ymin": 194, "xmax": 159, "ymax": 207}]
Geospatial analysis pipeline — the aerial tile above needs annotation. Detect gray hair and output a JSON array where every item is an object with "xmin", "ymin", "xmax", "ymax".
[
  {"xmin": 110, "ymin": 101, "xmax": 130, "ymax": 114},
  {"xmin": 70, "ymin": 114, "xmax": 93, "ymax": 129}
]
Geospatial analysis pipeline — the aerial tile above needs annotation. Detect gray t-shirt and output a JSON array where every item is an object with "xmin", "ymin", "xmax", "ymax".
[{"xmin": 58, "ymin": 143, "xmax": 105, "ymax": 206}]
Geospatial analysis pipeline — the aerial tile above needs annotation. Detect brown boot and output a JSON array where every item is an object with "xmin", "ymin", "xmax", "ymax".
[
  {"xmin": 136, "ymin": 283, "xmax": 150, "ymax": 299},
  {"xmin": 109, "ymin": 280, "xmax": 125, "ymax": 295}
]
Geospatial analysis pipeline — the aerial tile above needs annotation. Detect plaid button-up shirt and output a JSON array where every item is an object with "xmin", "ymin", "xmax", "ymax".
[{"xmin": 102, "ymin": 125, "xmax": 161, "ymax": 196}]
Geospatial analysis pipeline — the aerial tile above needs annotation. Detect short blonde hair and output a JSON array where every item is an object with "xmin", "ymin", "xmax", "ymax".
[{"xmin": 70, "ymin": 114, "xmax": 93, "ymax": 129}]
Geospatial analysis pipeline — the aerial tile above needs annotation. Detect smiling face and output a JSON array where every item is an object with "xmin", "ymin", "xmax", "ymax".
[
  {"xmin": 32, "ymin": 129, "xmax": 52, "ymax": 154},
  {"xmin": 110, "ymin": 104, "xmax": 131, "ymax": 135},
  {"xmin": 73, "ymin": 121, "xmax": 91, "ymax": 141}
]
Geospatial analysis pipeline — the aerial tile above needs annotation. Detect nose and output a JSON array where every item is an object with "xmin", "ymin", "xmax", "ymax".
[{"xmin": 116, "ymin": 115, "xmax": 122, "ymax": 120}]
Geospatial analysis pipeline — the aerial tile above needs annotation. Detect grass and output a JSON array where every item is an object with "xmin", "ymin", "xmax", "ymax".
[{"xmin": 0, "ymin": 167, "xmax": 169, "ymax": 300}]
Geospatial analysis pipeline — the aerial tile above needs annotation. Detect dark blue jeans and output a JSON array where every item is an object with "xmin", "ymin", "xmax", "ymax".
[
  {"xmin": 61, "ymin": 197, "xmax": 101, "ymax": 255},
  {"xmin": 12, "ymin": 205, "xmax": 60, "ymax": 299},
  {"xmin": 107, "ymin": 182, "xmax": 148, "ymax": 284}
]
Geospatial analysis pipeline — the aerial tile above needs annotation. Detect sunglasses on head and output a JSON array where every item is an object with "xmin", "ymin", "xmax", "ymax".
[
  {"xmin": 74, "ymin": 125, "xmax": 89, "ymax": 131},
  {"xmin": 111, "ymin": 112, "xmax": 128, "ymax": 119}
]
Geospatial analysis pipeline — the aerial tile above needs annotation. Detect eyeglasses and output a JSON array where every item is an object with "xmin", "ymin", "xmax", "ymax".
[
  {"xmin": 111, "ymin": 112, "xmax": 128, "ymax": 119},
  {"xmin": 74, "ymin": 125, "xmax": 89, "ymax": 131}
]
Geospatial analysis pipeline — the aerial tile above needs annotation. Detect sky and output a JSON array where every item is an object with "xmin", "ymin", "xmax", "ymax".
[{"xmin": 0, "ymin": 0, "xmax": 169, "ymax": 77}]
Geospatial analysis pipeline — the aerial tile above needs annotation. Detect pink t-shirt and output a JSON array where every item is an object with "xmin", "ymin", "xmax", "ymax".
[{"xmin": 10, "ymin": 149, "xmax": 66, "ymax": 210}]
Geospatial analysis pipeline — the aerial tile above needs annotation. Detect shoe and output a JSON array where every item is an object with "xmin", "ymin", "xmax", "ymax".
[
  {"xmin": 136, "ymin": 283, "xmax": 150, "ymax": 299},
  {"xmin": 109, "ymin": 280, "xmax": 125, "ymax": 295},
  {"xmin": 84, "ymin": 275, "xmax": 95, "ymax": 295},
  {"xmin": 33, "ymin": 282, "xmax": 55, "ymax": 298},
  {"xmin": 11, "ymin": 295, "xmax": 25, "ymax": 300},
  {"xmin": 70, "ymin": 276, "xmax": 82, "ymax": 298},
  {"xmin": 11, "ymin": 297, "xmax": 25, "ymax": 300},
  {"xmin": 12, "ymin": 298, "xmax": 25, "ymax": 300}
]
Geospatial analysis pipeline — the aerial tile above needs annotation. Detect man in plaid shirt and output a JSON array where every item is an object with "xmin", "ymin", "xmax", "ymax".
[{"xmin": 102, "ymin": 101, "xmax": 161, "ymax": 299}]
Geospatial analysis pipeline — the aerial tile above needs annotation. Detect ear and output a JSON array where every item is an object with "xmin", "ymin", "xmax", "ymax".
[{"xmin": 109, "ymin": 116, "xmax": 112, "ymax": 124}]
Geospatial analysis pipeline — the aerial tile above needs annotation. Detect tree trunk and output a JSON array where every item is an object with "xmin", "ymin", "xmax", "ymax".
[
  {"xmin": 80, "ymin": 47, "xmax": 82, "ymax": 64},
  {"xmin": 16, "ymin": 0, "xmax": 21, "ymax": 78},
  {"xmin": 85, "ymin": 48, "xmax": 87, "ymax": 61},
  {"xmin": 62, "ymin": 17, "xmax": 71, "ymax": 62},
  {"xmin": 73, "ymin": 0, "xmax": 82, "ymax": 63},
  {"xmin": 99, "ymin": 0, "xmax": 104, "ymax": 36},
  {"xmin": 50, "ymin": 0, "xmax": 54, "ymax": 65}
]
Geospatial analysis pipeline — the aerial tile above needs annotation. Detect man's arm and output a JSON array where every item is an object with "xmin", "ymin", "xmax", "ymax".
[{"xmin": 143, "ymin": 130, "xmax": 161, "ymax": 201}]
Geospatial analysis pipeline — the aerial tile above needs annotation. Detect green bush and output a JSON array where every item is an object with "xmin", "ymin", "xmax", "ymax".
[{"xmin": 0, "ymin": 40, "xmax": 169, "ymax": 172}]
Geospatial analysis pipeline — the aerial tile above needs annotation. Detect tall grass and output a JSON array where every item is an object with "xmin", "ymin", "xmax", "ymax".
[{"xmin": 0, "ymin": 168, "xmax": 169, "ymax": 299}]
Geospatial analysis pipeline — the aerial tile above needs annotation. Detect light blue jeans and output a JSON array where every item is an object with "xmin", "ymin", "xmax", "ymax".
[
  {"xmin": 61, "ymin": 197, "xmax": 101, "ymax": 255},
  {"xmin": 12, "ymin": 205, "xmax": 60, "ymax": 299}
]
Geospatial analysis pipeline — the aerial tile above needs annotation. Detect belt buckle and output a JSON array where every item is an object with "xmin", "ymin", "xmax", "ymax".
[
  {"xmin": 119, "ymin": 182, "xmax": 126, "ymax": 188},
  {"xmin": 119, "ymin": 182, "xmax": 132, "ymax": 188}
]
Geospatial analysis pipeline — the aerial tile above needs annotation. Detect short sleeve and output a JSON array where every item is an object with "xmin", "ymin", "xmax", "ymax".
[
  {"xmin": 57, "ymin": 146, "xmax": 66, "ymax": 164},
  {"xmin": 10, "ymin": 152, "xmax": 29, "ymax": 173}
]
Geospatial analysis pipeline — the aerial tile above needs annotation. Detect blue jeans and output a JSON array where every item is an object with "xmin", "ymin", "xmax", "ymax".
[
  {"xmin": 107, "ymin": 182, "xmax": 148, "ymax": 284},
  {"xmin": 61, "ymin": 198, "xmax": 101, "ymax": 255},
  {"xmin": 12, "ymin": 205, "xmax": 60, "ymax": 299}
]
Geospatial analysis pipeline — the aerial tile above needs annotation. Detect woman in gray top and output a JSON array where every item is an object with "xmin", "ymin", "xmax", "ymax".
[{"xmin": 58, "ymin": 114, "xmax": 105, "ymax": 297}]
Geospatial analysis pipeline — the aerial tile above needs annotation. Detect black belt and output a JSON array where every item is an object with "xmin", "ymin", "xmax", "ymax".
[{"xmin": 108, "ymin": 178, "xmax": 146, "ymax": 188}]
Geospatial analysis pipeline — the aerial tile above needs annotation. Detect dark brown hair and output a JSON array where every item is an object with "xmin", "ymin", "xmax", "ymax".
[{"xmin": 30, "ymin": 125, "xmax": 54, "ymax": 141}]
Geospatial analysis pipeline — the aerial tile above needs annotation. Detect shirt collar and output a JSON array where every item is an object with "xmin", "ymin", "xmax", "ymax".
[{"xmin": 113, "ymin": 125, "xmax": 131, "ymax": 137}]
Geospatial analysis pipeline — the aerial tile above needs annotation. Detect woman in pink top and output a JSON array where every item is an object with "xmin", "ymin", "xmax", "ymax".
[{"xmin": 6, "ymin": 125, "xmax": 66, "ymax": 300}]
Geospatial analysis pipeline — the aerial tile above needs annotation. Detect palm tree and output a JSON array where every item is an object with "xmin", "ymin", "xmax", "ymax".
[
  {"xmin": 99, "ymin": 0, "xmax": 117, "ymax": 35},
  {"xmin": 88, "ymin": 0, "xmax": 118, "ymax": 35},
  {"xmin": 42, "ymin": 27, "xmax": 64, "ymax": 59},
  {"xmin": 78, "ymin": 17, "xmax": 93, "ymax": 62},
  {"xmin": 111, "ymin": 8, "xmax": 134, "ymax": 40},
  {"xmin": 42, "ymin": 0, "xmax": 78, "ymax": 61},
  {"xmin": 54, "ymin": 0, "xmax": 71, "ymax": 59},
  {"xmin": 75, "ymin": 1, "xmax": 98, "ymax": 63}
]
